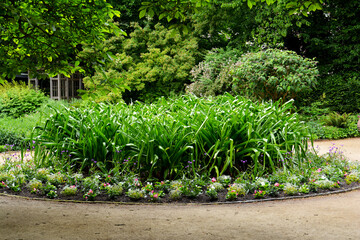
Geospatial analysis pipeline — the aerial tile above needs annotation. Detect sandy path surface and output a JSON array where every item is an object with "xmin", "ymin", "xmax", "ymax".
[
  {"xmin": 0, "ymin": 138, "xmax": 359, "ymax": 240},
  {"xmin": 312, "ymin": 137, "xmax": 360, "ymax": 162}
]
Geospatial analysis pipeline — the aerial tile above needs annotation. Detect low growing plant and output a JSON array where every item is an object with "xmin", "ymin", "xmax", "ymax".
[
  {"xmin": 283, "ymin": 183, "xmax": 298, "ymax": 196},
  {"xmin": 253, "ymin": 190, "xmax": 266, "ymax": 199},
  {"xmin": 345, "ymin": 171, "xmax": 360, "ymax": 185},
  {"xmin": 27, "ymin": 178, "xmax": 43, "ymax": 191},
  {"xmin": 299, "ymin": 184, "xmax": 310, "ymax": 194},
  {"xmin": 106, "ymin": 183, "xmax": 124, "ymax": 199},
  {"xmin": 61, "ymin": 185, "xmax": 78, "ymax": 196},
  {"xmin": 47, "ymin": 190, "xmax": 58, "ymax": 199},
  {"xmin": 83, "ymin": 189, "xmax": 97, "ymax": 201},
  {"xmin": 225, "ymin": 189, "xmax": 238, "ymax": 201},
  {"xmin": 169, "ymin": 188, "xmax": 182, "ymax": 200},
  {"xmin": 206, "ymin": 187, "xmax": 218, "ymax": 200},
  {"xmin": 126, "ymin": 189, "xmax": 144, "ymax": 200}
]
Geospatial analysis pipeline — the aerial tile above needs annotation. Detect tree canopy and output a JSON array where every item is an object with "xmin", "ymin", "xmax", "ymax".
[
  {"xmin": 0, "ymin": 0, "xmax": 325, "ymax": 80},
  {"xmin": 139, "ymin": 0, "xmax": 324, "ymax": 24},
  {"xmin": 0, "ymin": 0, "xmax": 122, "ymax": 79}
]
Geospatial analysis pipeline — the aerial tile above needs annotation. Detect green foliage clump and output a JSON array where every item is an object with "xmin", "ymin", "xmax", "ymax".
[
  {"xmin": 84, "ymin": 23, "xmax": 199, "ymax": 102},
  {"xmin": 0, "ymin": 81, "xmax": 47, "ymax": 118},
  {"xmin": 306, "ymin": 116, "xmax": 360, "ymax": 140},
  {"xmin": 345, "ymin": 171, "xmax": 360, "ymax": 185},
  {"xmin": 283, "ymin": 183, "xmax": 298, "ymax": 195},
  {"xmin": 313, "ymin": 179, "xmax": 337, "ymax": 190},
  {"xmin": 0, "ymin": 130, "xmax": 24, "ymax": 150},
  {"xmin": 187, "ymin": 48, "xmax": 242, "ymax": 97},
  {"xmin": 0, "ymin": 99, "xmax": 69, "ymax": 149},
  {"xmin": 227, "ymin": 183, "xmax": 246, "ymax": 196},
  {"xmin": 106, "ymin": 183, "xmax": 124, "ymax": 199},
  {"xmin": 27, "ymin": 178, "xmax": 43, "ymax": 191},
  {"xmin": 126, "ymin": 189, "xmax": 144, "ymax": 200},
  {"xmin": 32, "ymin": 95, "xmax": 310, "ymax": 180},
  {"xmin": 61, "ymin": 185, "xmax": 78, "ymax": 196},
  {"xmin": 322, "ymin": 112, "xmax": 351, "ymax": 128},
  {"xmin": 232, "ymin": 48, "xmax": 318, "ymax": 102}
]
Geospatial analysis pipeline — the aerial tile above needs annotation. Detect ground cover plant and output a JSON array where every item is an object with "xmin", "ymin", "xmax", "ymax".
[
  {"xmin": 299, "ymin": 106, "xmax": 360, "ymax": 140},
  {"xmin": 31, "ymin": 94, "xmax": 310, "ymax": 180},
  {"xmin": 0, "ymin": 144, "xmax": 359, "ymax": 203}
]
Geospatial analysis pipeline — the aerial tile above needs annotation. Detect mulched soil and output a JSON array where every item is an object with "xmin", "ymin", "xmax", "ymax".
[{"xmin": 1, "ymin": 181, "xmax": 359, "ymax": 204}]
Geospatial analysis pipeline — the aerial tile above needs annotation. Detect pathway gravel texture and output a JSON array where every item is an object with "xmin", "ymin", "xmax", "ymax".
[{"xmin": 0, "ymin": 138, "xmax": 359, "ymax": 240}]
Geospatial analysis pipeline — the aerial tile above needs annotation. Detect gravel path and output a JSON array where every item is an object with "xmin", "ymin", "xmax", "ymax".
[{"xmin": 0, "ymin": 138, "xmax": 359, "ymax": 240}]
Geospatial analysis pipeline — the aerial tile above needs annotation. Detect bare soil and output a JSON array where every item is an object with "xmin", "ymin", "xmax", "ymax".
[{"xmin": 0, "ymin": 139, "xmax": 360, "ymax": 240}]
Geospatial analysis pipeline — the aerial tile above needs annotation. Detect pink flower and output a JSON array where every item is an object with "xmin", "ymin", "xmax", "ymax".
[
  {"xmin": 135, "ymin": 178, "xmax": 138, "ymax": 181},
  {"xmin": 153, "ymin": 194, "xmax": 158, "ymax": 199},
  {"xmin": 160, "ymin": 181, "xmax": 164, "ymax": 185},
  {"xmin": 317, "ymin": 168, "xmax": 322, "ymax": 173},
  {"xmin": 89, "ymin": 189, "xmax": 93, "ymax": 194},
  {"xmin": 211, "ymin": 177, "xmax": 216, "ymax": 183},
  {"xmin": 274, "ymin": 182, "xmax": 280, "ymax": 187},
  {"xmin": 151, "ymin": 190, "xmax": 154, "ymax": 193}
]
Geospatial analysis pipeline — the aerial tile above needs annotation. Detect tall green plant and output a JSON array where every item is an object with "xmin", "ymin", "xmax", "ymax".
[{"xmin": 31, "ymin": 95, "xmax": 310, "ymax": 180}]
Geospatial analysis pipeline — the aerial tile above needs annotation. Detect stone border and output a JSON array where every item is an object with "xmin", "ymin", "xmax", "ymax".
[{"xmin": 1, "ymin": 185, "xmax": 359, "ymax": 206}]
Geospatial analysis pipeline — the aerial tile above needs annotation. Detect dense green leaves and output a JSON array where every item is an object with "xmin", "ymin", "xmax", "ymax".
[
  {"xmin": 84, "ymin": 23, "xmax": 199, "ymax": 102},
  {"xmin": 0, "ymin": 81, "xmax": 47, "ymax": 118},
  {"xmin": 31, "ymin": 95, "xmax": 310, "ymax": 179},
  {"xmin": 232, "ymin": 49, "xmax": 318, "ymax": 102},
  {"xmin": 0, "ymin": 0, "xmax": 122, "ymax": 78}
]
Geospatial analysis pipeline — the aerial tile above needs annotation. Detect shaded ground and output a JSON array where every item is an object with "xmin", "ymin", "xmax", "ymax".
[{"xmin": 0, "ymin": 139, "xmax": 359, "ymax": 240}]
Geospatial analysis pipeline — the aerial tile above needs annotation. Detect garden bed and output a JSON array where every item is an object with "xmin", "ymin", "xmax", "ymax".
[
  {"xmin": 1, "ymin": 181, "xmax": 360, "ymax": 204},
  {"xmin": 1, "ymin": 148, "xmax": 360, "ymax": 204}
]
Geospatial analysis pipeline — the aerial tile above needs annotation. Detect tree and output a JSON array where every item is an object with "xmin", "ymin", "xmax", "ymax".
[
  {"xmin": 0, "ymin": 0, "xmax": 122, "ymax": 79},
  {"xmin": 139, "ymin": 0, "xmax": 324, "ymax": 25},
  {"xmin": 83, "ymin": 22, "xmax": 199, "ymax": 102}
]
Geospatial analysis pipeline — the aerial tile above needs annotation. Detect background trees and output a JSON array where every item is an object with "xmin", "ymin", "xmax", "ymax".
[
  {"xmin": 1, "ymin": 0, "xmax": 359, "ymax": 112},
  {"xmin": 0, "ymin": 0, "xmax": 121, "ymax": 79}
]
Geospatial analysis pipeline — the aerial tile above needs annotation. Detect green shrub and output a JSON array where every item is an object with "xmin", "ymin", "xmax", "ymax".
[
  {"xmin": 232, "ymin": 48, "xmax": 319, "ymax": 102},
  {"xmin": 0, "ymin": 80, "xmax": 47, "ymax": 118},
  {"xmin": 187, "ymin": 48, "xmax": 242, "ymax": 97},
  {"xmin": 322, "ymin": 112, "xmax": 351, "ymax": 128}
]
